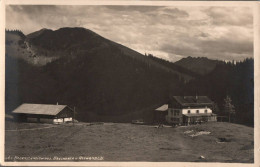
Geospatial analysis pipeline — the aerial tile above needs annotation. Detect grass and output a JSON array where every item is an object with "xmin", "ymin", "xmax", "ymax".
[{"xmin": 5, "ymin": 121, "xmax": 254, "ymax": 162}]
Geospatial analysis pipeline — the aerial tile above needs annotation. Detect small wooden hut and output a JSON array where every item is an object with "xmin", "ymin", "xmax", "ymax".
[{"xmin": 12, "ymin": 103, "xmax": 74, "ymax": 124}]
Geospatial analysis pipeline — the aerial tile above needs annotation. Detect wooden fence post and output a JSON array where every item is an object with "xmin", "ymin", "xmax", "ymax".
[{"xmin": 73, "ymin": 106, "xmax": 75, "ymax": 126}]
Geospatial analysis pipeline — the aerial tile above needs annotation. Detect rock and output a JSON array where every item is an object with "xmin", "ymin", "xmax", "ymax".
[{"xmin": 200, "ymin": 155, "xmax": 205, "ymax": 159}]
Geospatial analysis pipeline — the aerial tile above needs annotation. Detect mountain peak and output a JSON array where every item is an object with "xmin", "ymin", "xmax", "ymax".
[
  {"xmin": 24, "ymin": 27, "xmax": 105, "ymax": 53},
  {"xmin": 174, "ymin": 56, "xmax": 221, "ymax": 75},
  {"xmin": 27, "ymin": 28, "xmax": 53, "ymax": 38},
  {"xmin": 183, "ymin": 56, "xmax": 211, "ymax": 61}
]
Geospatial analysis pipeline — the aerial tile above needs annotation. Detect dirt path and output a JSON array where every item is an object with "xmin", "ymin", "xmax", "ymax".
[{"xmin": 5, "ymin": 124, "xmax": 58, "ymax": 132}]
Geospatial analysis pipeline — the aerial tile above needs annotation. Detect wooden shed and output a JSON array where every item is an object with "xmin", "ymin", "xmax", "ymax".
[
  {"xmin": 154, "ymin": 104, "xmax": 168, "ymax": 124},
  {"xmin": 12, "ymin": 103, "xmax": 75, "ymax": 124}
]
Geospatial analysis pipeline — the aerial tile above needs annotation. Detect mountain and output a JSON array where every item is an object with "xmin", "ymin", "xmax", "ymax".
[
  {"xmin": 183, "ymin": 59, "xmax": 254, "ymax": 126},
  {"xmin": 6, "ymin": 28, "xmax": 193, "ymax": 80},
  {"xmin": 5, "ymin": 28, "xmax": 194, "ymax": 122},
  {"xmin": 146, "ymin": 55, "xmax": 201, "ymax": 78},
  {"xmin": 5, "ymin": 29, "xmax": 58, "ymax": 65},
  {"xmin": 5, "ymin": 28, "xmax": 254, "ymax": 125},
  {"xmin": 174, "ymin": 56, "xmax": 223, "ymax": 75}
]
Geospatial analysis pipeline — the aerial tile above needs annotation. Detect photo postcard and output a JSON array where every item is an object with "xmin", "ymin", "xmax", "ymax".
[{"xmin": 1, "ymin": 0, "xmax": 259, "ymax": 166}]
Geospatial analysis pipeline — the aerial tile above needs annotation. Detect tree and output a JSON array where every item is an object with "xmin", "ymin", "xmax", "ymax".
[
  {"xmin": 212, "ymin": 102, "xmax": 220, "ymax": 114},
  {"xmin": 223, "ymin": 95, "xmax": 235, "ymax": 123}
]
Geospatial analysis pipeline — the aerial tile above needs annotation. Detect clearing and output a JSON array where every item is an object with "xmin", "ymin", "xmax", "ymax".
[{"xmin": 5, "ymin": 121, "xmax": 254, "ymax": 162}]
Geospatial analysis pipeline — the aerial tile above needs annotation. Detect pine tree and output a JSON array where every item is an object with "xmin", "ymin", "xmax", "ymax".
[{"xmin": 223, "ymin": 95, "xmax": 235, "ymax": 123}]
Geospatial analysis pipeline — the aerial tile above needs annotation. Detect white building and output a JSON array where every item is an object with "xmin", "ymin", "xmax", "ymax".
[{"xmin": 165, "ymin": 96, "xmax": 217, "ymax": 125}]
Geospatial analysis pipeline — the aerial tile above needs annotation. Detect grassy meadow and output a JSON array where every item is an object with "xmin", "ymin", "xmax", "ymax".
[{"xmin": 5, "ymin": 121, "xmax": 254, "ymax": 162}]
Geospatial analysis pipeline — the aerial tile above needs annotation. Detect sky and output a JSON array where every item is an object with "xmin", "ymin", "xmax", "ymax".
[{"xmin": 6, "ymin": 5, "xmax": 253, "ymax": 62}]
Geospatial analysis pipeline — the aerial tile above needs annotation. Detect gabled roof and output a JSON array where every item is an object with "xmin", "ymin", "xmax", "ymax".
[
  {"xmin": 155, "ymin": 104, "xmax": 168, "ymax": 111},
  {"xmin": 12, "ymin": 103, "xmax": 70, "ymax": 116},
  {"xmin": 172, "ymin": 96, "xmax": 213, "ymax": 107}
]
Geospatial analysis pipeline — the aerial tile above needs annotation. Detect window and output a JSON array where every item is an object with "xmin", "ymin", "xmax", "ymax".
[
  {"xmin": 196, "ymin": 110, "xmax": 199, "ymax": 113},
  {"xmin": 173, "ymin": 110, "xmax": 180, "ymax": 116},
  {"xmin": 205, "ymin": 109, "xmax": 208, "ymax": 113},
  {"xmin": 188, "ymin": 110, "xmax": 191, "ymax": 114}
]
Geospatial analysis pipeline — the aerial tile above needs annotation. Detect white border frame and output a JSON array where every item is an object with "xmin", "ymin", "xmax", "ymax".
[{"xmin": 0, "ymin": 1, "xmax": 259, "ymax": 166}]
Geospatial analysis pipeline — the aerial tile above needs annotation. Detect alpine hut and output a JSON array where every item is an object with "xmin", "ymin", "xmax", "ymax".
[
  {"xmin": 12, "ymin": 103, "xmax": 74, "ymax": 124},
  {"xmin": 166, "ymin": 96, "xmax": 217, "ymax": 125}
]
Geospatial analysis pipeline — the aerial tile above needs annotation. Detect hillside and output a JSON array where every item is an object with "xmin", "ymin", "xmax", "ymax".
[
  {"xmin": 183, "ymin": 59, "xmax": 254, "ymax": 126},
  {"xmin": 5, "ymin": 30, "xmax": 58, "ymax": 65},
  {"xmin": 5, "ymin": 28, "xmax": 194, "ymax": 122},
  {"xmin": 147, "ymin": 55, "xmax": 201, "ymax": 78},
  {"xmin": 5, "ymin": 28, "xmax": 254, "ymax": 125},
  {"xmin": 5, "ymin": 121, "xmax": 254, "ymax": 162},
  {"xmin": 6, "ymin": 28, "xmax": 193, "ymax": 80},
  {"xmin": 174, "ymin": 56, "xmax": 222, "ymax": 75}
]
